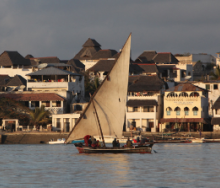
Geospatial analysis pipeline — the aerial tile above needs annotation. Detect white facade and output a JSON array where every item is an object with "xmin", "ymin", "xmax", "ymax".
[
  {"xmin": 193, "ymin": 81, "xmax": 220, "ymax": 116},
  {"xmin": 28, "ymin": 100, "xmax": 64, "ymax": 115},
  {"xmin": 175, "ymin": 64, "xmax": 193, "ymax": 81},
  {"xmin": 27, "ymin": 76, "xmax": 85, "ymax": 98},
  {"xmin": 0, "ymin": 66, "xmax": 32, "ymax": 79},
  {"xmin": 52, "ymin": 113, "xmax": 80, "ymax": 132},
  {"xmin": 126, "ymin": 95, "xmax": 161, "ymax": 133},
  {"xmin": 80, "ymin": 60, "xmax": 99, "ymax": 71}
]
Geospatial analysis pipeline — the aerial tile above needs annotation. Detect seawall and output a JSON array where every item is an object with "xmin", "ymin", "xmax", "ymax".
[{"xmin": 1, "ymin": 132, "xmax": 69, "ymax": 144}]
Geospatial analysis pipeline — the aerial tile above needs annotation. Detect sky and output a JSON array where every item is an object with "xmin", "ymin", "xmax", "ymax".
[{"xmin": 0, "ymin": 0, "xmax": 220, "ymax": 60}]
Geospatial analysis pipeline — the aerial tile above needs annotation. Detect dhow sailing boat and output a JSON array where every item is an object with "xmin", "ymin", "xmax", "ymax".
[{"xmin": 66, "ymin": 34, "xmax": 153, "ymax": 153}]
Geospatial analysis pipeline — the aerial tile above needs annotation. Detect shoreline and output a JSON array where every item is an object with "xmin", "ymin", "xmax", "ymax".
[{"xmin": 1, "ymin": 131, "xmax": 220, "ymax": 144}]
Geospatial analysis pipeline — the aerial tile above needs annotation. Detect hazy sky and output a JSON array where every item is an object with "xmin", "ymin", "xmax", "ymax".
[{"xmin": 0, "ymin": 0, "xmax": 219, "ymax": 60}]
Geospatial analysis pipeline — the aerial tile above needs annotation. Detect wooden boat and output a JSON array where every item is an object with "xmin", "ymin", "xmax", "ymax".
[
  {"xmin": 66, "ymin": 34, "xmax": 153, "ymax": 153},
  {"xmin": 75, "ymin": 143, "xmax": 153, "ymax": 154}
]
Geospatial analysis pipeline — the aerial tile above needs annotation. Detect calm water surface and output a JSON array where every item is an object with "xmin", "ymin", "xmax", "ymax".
[{"xmin": 0, "ymin": 143, "xmax": 220, "ymax": 188}]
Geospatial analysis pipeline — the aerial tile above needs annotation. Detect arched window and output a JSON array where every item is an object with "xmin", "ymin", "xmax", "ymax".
[
  {"xmin": 184, "ymin": 107, "xmax": 189, "ymax": 116},
  {"xmin": 166, "ymin": 107, "xmax": 172, "ymax": 116},
  {"xmin": 193, "ymin": 107, "xmax": 198, "ymax": 115},
  {"xmin": 174, "ymin": 107, "xmax": 181, "ymax": 116},
  {"xmin": 179, "ymin": 92, "xmax": 188, "ymax": 97},
  {"xmin": 167, "ymin": 92, "xmax": 178, "ymax": 97},
  {"xmin": 190, "ymin": 92, "xmax": 199, "ymax": 97}
]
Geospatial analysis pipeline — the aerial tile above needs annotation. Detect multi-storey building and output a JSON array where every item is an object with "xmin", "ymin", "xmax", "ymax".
[
  {"xmin": 126, "ymin": 75, "xmax": 166, "ymax": 132},
  {"xmin": 193, "ymin": 80, "xmax": 220, "ymax": 117},
  {"xmin": 161, "ymin": 83, "xmax": 210, "ymax": 132}
]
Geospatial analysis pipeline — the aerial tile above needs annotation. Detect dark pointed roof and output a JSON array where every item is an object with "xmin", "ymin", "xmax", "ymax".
[
  {"xmin": 91, "ymin": 49, "xmax": 118, "ymax": 60},
  {"xmin": 26, "ymin": 67, "xmax": 81, "ymax": 76},
  {"xmin": 5, "ymin": 75, "xmax": 26, "ymax": 87},
  {"xmin": 67, "ymin": 59, "xmax": 85, "ymax": 73},
  {"xmin": 131, "ymin": 63, "xmax": 159, "ymax": 74},
  {"xmin": 128, "ymin": 75, "xmax": 165, "ymax": 92},
  {"xmin": 135, "ymin": 51, "xmax": 157, "ymax": 63},
  {"xmin": 83, "ymin": 38, "xmax": 101, "ymax": 47},
  {"xmin": 88, "ymin": 59, "xmax": 116, "ymax": 72},
  {"xmin": 74, "ymin": 38, "xmax": 102, "ymax": 60},
  {"xmin": 0, "ymin": 51, "xmax": 31, "ymax": 66},
  {"xmin": 153, "ymin": 52, "xmax": 179, "ymax": 64},
  {"xmin": 165, "ymin": 83, "xmax": 207, "ymax": 92}
]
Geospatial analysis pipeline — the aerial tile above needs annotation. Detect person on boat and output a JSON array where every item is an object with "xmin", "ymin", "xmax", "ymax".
[
  {"xmin": 91, "ymin": 138, "xmax": 97, "ymax": 148},
  {"xmin": 126, "ymin": 137, "xmax": 132, "ymax": 147},
  {"xmin": 116, "ymin": 140, "xmax": 120, "ymax": 147},
  {"xmin": 96, "ymin": 140, "xmax": 101, "ymax": 148},
  {"xmin": 112, "ymin": 138, "xmax": 117, "ymax": 147},
  {"xmin": 84, "ymin": 135, "xmax": 91, "ymax": 146}
]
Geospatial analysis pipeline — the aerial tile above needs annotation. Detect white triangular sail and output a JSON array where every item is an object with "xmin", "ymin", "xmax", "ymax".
[{"xmin": 66, "ymin": 34, "xmax": 131, "ymax": 143}]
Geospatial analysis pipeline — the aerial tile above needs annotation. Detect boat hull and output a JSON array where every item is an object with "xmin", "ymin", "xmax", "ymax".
[{"xmin": 75, "ymin": 144, "xmax": 153, "ymax": 154}]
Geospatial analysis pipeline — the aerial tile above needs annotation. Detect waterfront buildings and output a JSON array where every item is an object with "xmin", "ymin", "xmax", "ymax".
[{"xmin": 161, "ymin": 83, "xmax": 210, "ymax": 132}]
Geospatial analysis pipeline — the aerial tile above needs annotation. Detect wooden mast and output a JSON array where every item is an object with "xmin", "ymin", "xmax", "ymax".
[{"xmin": 92, "ymin": 99, "xmax": 106, "ymax": 147}]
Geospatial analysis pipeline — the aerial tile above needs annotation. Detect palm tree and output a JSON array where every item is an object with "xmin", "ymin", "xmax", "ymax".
[{"xmin": 30, "ymin": 105, "xmax": 51, "ymax": 129}]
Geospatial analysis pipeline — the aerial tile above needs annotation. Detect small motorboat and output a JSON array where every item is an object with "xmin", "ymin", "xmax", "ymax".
[
  {"xmin": 190, "ymin": 138, "xmax": 204, "ymax": 143},
  {"xmin": 48, "ymin": 138, "xmax": 66, "ymax": 144}
]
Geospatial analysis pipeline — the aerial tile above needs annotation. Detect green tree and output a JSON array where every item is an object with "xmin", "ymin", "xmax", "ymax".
[
  {"xmin": 210, "ymin": 66, "xmax": 220, "ymax": 80},
  {"xmin": 29, "ymin": 105, "xmax": 51, "ymax": 129},
  {"xmin": 0, "ymin": 97, "xmax": 31, "ymax": 126},
  {"xmin": 84, "ymin": 71, "xmax": 100, "ymax": 98}
]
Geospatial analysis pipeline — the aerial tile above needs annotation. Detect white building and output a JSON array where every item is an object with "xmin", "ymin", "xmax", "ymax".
[
  {"xmin": 126, "ymin": 75, "xmax": 166, "ymax": 132},
  {"xmin": 52, "ymin": 113, "xmax": 80, "ymax": 132},
  {"xmin": 0, "ymin": 51, "xmax": 33, "ymax": 79},
  {"xmin": 193, "ymin": 80, "xmax": 220, "ymax": 117}
]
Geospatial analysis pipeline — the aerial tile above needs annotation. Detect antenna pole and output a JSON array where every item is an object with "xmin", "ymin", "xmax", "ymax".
[{"xmin": 92, "ymin": 99, "xmax": 106, "ymax": 147}]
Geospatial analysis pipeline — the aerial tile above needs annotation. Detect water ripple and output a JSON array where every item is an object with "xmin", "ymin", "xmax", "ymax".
[{"xmin": 0, "ymin": 144, "xmax": 220, "ymax": 187}]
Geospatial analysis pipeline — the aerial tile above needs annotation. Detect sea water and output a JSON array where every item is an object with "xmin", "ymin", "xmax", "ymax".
[{"xmin": 0, "ymin": 143, "xmax": 220, "ymax": 188}]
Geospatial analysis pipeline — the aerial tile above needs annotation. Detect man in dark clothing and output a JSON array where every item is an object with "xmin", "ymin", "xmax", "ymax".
[
  {"xmin": 112, "ymin": 138, "xmax": 117, "ymax": 147},
  {"xmin": 126, "ymin": 137, "xmax": 132, "ymax": 147}
]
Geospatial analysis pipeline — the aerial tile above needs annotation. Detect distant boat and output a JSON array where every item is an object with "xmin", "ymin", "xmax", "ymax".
[
  {"xmin": 203, "ymin": 139, "xmax": 220, "ymax": 143},
  {"xmin": 65, "ymin": 34, "xmax": 153, "ymax": 154},
  {"xmin": 48, "ymin": 138, "xmax": 65, "ymax": 144},
  {"xmin": 190, "ymin": 138, "xmax": 204, "ymax": 143}
]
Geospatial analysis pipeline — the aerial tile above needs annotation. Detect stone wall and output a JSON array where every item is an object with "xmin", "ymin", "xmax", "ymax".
[{"xmin": 1, "ymin": 133, "xmax": 69, "ymax": 144}]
